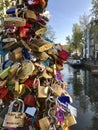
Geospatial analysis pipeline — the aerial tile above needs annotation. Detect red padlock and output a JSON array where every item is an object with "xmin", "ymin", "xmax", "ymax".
[
  {"xmin": 19, "ymin": 27, "xmax": 29, "ymax": 38},
  {"xmin": 0, "ymin": 87, "xmax": 8, "ymax": 99},
  {"xmin": 24, "ymin": 94, "xmax": 36, "ymax": 107},
  {"xmin": 24, "ymin": 77, "xmax": 34, "ymax": 89}
]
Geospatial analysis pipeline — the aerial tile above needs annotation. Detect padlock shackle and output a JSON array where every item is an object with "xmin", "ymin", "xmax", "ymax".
[{"xmin": 8, "ymin": 99, "xmax": 25, "ymax": 113}]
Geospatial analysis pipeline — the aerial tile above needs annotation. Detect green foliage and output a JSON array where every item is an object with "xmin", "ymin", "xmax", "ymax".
[
  {"xmin": 90, "ymin": 21, "xmax": 98, "ymax": 42},
  {"xmin": 72, "ymin": 23, "xmax": 83, "ymax": 51},
  {"xmin": 66, "ymin": 23, "xmax": 83, "ymax": 54},
  {"xmin": 65, "ymin": 35, "xmax": 75, "ymax": 53},
  {"xmin": 91, "ymin": 0, "xmax": 98, "ymax": 18},
  {"xmin": 90, "ymin": 0, "xmax": 98, "ymax": 38},
  {"xmin": 68, "ymin": 44, "xmax": 75, "ymax": 53},
  {"xmin": 66, "ymin": 35, "xmax": 71, "ymax": 44}
]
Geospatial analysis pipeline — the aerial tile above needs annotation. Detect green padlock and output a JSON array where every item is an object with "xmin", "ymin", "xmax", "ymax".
[
  {"xmin": 7, "ymin": 80, "xmax": 15, "ymax": 91},
  {"xmin": 0, "ymin": 66, "xmax": 11, "ymax": 79}
]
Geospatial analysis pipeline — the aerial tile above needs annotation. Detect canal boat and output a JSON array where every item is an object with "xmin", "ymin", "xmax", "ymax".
[
  {"xmin": 70, "ymin": 59, "xmax": 82, "ymax": 67},
  {"xmin": 67, "ymin": 57, "xmax": 82, "ymax": 68}
]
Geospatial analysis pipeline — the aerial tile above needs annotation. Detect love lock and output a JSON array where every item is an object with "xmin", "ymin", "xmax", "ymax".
[
  {"xmin": 55, "ymin": 108, "xmax": 65, "ymax": 122},
  {"xmin": 48, "ymin": 106, "xmax": 65, "ymax": 122},
  {"xmin": 49, "ymin": 116, "xmax": 57, "ymax": 130},
  {"xmin": 56, "ymin": 96, "xmax": 70, "ymax": 113}
]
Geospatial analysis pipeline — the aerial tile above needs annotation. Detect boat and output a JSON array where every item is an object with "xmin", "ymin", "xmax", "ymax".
[
  {"xmin": 71, "ymin": 59, "xmax": 82, "ymax": 67},
  {"xmin": 67, "ymin": 57, "xmax": 82, "ymax": 68}
]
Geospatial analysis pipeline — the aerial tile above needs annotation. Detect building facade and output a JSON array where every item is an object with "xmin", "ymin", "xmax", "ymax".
[{"xmin": 83, "ymin": 18, "xmax": 98, "ymax": 61}]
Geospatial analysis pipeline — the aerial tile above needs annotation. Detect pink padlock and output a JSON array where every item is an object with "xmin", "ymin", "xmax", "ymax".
[{"xmin": 56, "ymin": 108, "xmax": 65, "ymax": 122}]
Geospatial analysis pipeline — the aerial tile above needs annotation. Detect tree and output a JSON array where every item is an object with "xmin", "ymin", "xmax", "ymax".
[
  {"xmin": 65, "ymin": 35, "xmax": 74, "ymax": 53},
  {"xmin": 79, "ymin": 13, "xmax": 90, "ymax": 58},
  {"xmin": 66, "ymin": 24, "xmax": 83, "ymax": 54},
  {"xmin": 90, "ymin": 0, "xmax": 98, "ymax": 40},
  {"xmin": 66, "ymin": 35, "xmax": 72, "ymax": 44},
  {"xmin": 79, "ymin": 13, "xmax": 90, "ymax": 31},
  {"xmin": 72, "ymin": 23, "xmax": 83, "ymax": 53},
  {"xmin": 91, "ymin": 0, "xmax": 98, "ymax": 18}
]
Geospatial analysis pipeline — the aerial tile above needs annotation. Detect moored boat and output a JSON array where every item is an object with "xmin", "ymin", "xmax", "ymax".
[{"xmin": 67, "ymin": 57, "xmax": 82, "ymax": 68}]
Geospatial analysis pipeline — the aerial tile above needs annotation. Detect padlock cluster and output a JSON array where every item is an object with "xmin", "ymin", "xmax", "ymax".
[{"xmin": 0, "ymin": 0, "xmax": 77, "ymax": 130}]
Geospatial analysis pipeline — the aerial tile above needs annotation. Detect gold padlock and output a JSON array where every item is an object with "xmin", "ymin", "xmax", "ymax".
[
  {"xmin": 39, "ymin": 117, "xmax": 50, "ymax": 130},
  {"xmin": 38, "ymin": 86, "xmax": 48, "ymax": 98},
  {"xmin": 64, "ymin": 114, "xmax": 77, "ymax": 127},
  {"xmin": 11, "ymin": 47, "xmax": 23, "ymax": 61}
]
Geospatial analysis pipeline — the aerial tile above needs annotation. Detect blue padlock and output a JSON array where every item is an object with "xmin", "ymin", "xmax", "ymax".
[
  {"xmin": 58, "ymin": 95, "xmax": 70, "ymax": 104},
  {"xmin": 0, "ymin": 41, "xmax": 8, "ymax": 56},
  {"xmin": 6, "ymin": 8, "xmax": 15, "ymax": 14},
  {"xmin": 2, "ymin": 59, "xmax": 13, "ymax": 70},
  {"xmin": 22, "ymin": 48, "xmax": 31, "ymax": 60}
]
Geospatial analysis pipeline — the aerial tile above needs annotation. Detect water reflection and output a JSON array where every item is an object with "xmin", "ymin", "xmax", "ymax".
[{"xmin": 62, "ymin": 64, "xmax": 98, "ymax": 130}]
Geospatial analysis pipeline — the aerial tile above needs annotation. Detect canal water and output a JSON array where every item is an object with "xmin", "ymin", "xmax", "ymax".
[{"xmin": 62, "ymin": 64, "xmax": 98, "ymax": 130}]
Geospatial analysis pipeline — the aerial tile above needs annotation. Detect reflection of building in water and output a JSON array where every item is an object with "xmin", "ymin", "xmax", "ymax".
[
  {"xmin": 64, "ymin": 64, "xmax": 98, "ymax": 130},
  {"xmin": 79, "ymin": 95, "xmax": 90, "ymax": 112},
  {"xmin": 83, "ymin": 69, "xmax": 98, "ymax": 129},
  {"xmin": 72, "ymin": 69, "xmax": 98, "ymax": 111},
  {"xmin": 72, "ymin": 69, "xmax": 84, "ymax": 100},
  {"xmin": 72, "ymin": 69, "xmax": 98, "ymax": 130},
  {"xmin": 83, "ymin": 70, "xmax": 90, "ymax": 95},
  {"xmin": 81, "ymin": 69, "xmax": 98, "ymax": 103}
]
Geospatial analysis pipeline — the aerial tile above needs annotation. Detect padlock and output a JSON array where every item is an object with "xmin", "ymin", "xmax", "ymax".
[
  {"xmin": 19, "ymin": 27, "xmax": 29, "ymax": 38},
  {"xmin": 38, "ymin": 85, "xmax": 48, "ymax": 98},
  {"xmin": 0, "ymin": 40, "xmax": 8, "ymax": 56},
  {"xmin": 8, "ymin": 63, "xmax": 20, "ymax": 79},
  {"xmin": 63, "ymin": 113, "xmax": 77, "ymax": 127},
  {"xmin": 0, "ymin": 87, "xmax": 9, "ymax": 99},
  {"xmin": 11, "ymin": 47, "xmax": 23, "ymax": 62},
  {"xmin": 39, "ymin": 116, "xmax": 50, "ymax": 130},
  {"xmin": 49, "ymin": 116, "xmax": 57, "ymax": 130},
  {"xmin": 25, "ymin": 107, "xmax": 37, "ymax": 116},
  {"xmin": 50, "ymin": 82, "xmax": 63, "ymax": 96},
  {"xmin": 55, "ymin": 108, "xmax": 65, "ymax": 122},
  {"xmin": 0, "ymin": 66, "xmax": 11, "ymax": 79},
  {"xmin": 3, "ymin": 99, "xmax": 26, "ymax": 128},
  {"xmin": 6, "ymin": 7, "xmax": 16, "ymax": 14},
  {"xmin": 24, "ymin": 94, "xmax": 36, "ymax": 107},
  {"xmin": 29, "ymin": 37, "xmax": 53, "ymax": 52}
]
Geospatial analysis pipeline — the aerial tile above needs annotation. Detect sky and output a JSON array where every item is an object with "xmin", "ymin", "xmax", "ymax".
[{"xmin": 46, "ymin": 0, "xmax": 92, "ymax": 44}]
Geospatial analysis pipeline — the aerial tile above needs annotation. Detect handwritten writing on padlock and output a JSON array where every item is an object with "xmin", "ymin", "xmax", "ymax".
[{"xmin": 3, "ymin": 99, "xmax": 26, "ymax": 128}]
